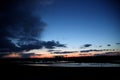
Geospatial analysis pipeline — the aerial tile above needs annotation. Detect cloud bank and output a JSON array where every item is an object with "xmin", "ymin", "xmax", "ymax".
[{"xmin": 0, "ymin": 0, "xmax": 65, "ymax": 52}]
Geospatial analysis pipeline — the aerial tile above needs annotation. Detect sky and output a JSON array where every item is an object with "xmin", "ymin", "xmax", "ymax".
[
  {"xmin": 0, "ymin": 0, "xmax": 66, "ymax": 52},
  {"xmin": 41, "ymin": 0, "xmax": 120, "ymax": 51},
  {"xmin": 0, "ymin": 0, "xmax": 120, "ymax": 53}
]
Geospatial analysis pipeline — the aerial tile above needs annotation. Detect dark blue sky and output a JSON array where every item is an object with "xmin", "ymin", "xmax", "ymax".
[{"xmin": 41, "ymin": 0, "xmax": 120, "ymax": 50}]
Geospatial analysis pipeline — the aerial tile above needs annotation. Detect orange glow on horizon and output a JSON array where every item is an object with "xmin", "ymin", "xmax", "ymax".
[
  {"xmin": 2, "ymin": 50, "xmax": 119, "ymax": 59},
  {"xmin": 30, "ymin": 52, "xmax": 94, "ymax": 58},
  {"xmin": 3, "ymin": 53, "xmax": 22, "ymax": 58}
]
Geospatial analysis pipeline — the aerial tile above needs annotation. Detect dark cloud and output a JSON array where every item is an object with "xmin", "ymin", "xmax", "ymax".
[
  {"xmin": 116, "ymin": 43, "xmax": 120, "ymax": 45},
  {"xmin": 48, "ymin": 50, "xmax": 62, "ymax": 53},
  {"xmin": 80, "ymin": 49, "xmax": 103, "ymax": 52},
  {"xmin": 1, "ymin": 37, "xmax": 66, "ymax": 52},
  {"xmin": 0, "ymin": 38, "xmax": 17, "ymax": 52},
  {"xmin": 0, "ymin": 0, "xmax": 46, "ymax": 52},
  {"xmin": 81, "ymin": 44, "xmax": 92, "ymax": 48},
  {"xmin": 54, "ymin": 51, "xmax": 77, "ymax": 54},
  {"xmin": 42, "ymin": 40, "xmax": 66, "ymax": 49},
  {"xmin": 0, "ymin": 0, "xmax": 65, "ymax": 52},
  {"xmin": 48, "ymin": 50, "xmax": 56, "ymax": 52},
  {"xmin": 107, "ymin": 44, "xmax": 111, "ymax": 46}
]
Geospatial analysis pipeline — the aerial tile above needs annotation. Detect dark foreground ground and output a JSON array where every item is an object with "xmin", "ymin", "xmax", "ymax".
[
  {"xmin": 0, "ymin": 64, "xmax": 120, "ymax": 80},
  {"xmin": 0, "ymin": 56, "xmax": 120, "ymax": 80}
]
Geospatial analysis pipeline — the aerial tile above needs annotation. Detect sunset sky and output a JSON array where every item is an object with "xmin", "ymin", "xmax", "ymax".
[{"xmin": 0, "ymin": 0, "xmax": 120, "ymax": 53}]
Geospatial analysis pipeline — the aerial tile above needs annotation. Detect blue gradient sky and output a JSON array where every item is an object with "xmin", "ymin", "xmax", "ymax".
[{"xmin": 41, "ymin": 0, "xmax": 120, "ymax": 50}]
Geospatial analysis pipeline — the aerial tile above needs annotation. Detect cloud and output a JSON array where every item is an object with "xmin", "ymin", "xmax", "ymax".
[
  {"xmin": 0, "ymin": 0, "xmax": 46, "ymax": 52},
  {"xmin": 48, "ymin": 50, "xmax": 62, "ymax": 52},
  {"xmin": 48, "ymin": 50, "xmax": 56, "ymax": 52},
  {"xmin": 99, "ymin": 45, "xmax": 102, "ymax": 47},
  {"xmin": 0, "ymin": 39, "xmax": 18, "ymax": 52},
  {"xmin": 107, "ymin": 44, "xmax": 111, "ymax": 46},
  {"xmin": 21, "ymin": 39, "xmax": 67, "ymax": 50},
  {"xmin": 0, "ymin": 0, "xmax": 64, "ymax": 52},
  {"xmin": 54, "ymin": 51, "xmax": 78, "ymax": 54},
  {"xmin": 42, "ymin": 40, "xmax": 66, "ymax": 49},
  {"xmin": 80, "ymin": 44, "xmax": 92, "ymax": 49},
  {"xmin": 17, "ymin": 39, "xmax": 66, "ymax": 51},
  {"xmin": 80, "ymin": 49, "xmax": 103, "ymax": 52},
  {"xmin": 116, "ymin": 43, "xmax": 120, "ymax": 45}
]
